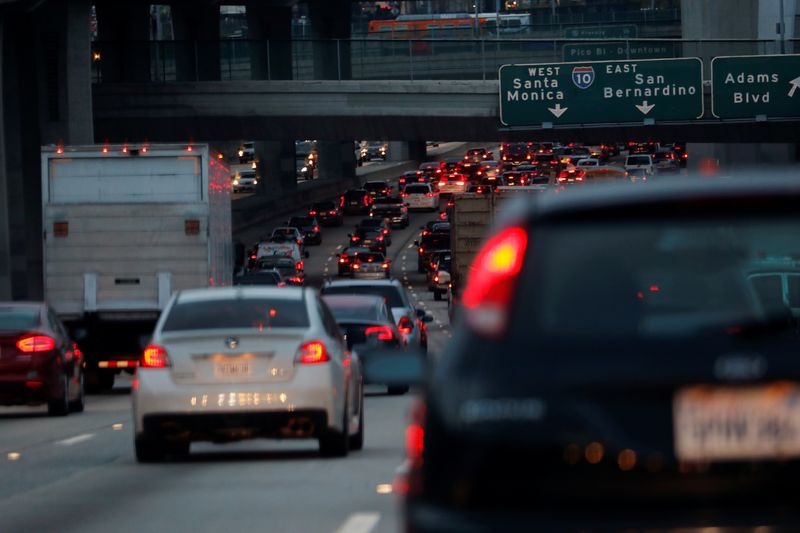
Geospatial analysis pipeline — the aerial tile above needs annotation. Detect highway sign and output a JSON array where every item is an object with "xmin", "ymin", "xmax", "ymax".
[
  {"xmin": 563, "ymin": 42, "xmax": 676, "ymax": 62},
  {"xmin": 564, "ymin": 25, "xmax": 638, "ymax": 39},
  {"xmin": 499, "ymin": 58, "xmax": 704, "ymax": 127},
  {"xmin": 711, "ymin": 54, "xmax": 800, "ymax": 119}
]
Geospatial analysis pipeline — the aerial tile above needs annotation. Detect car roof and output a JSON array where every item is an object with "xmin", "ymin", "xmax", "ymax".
[
  {"xmin": 175, "ymin": 286, "xmax": 306, "ymax": 303},
  {"xmin": 325, "ymin": 278, "xmax": 402, "ymax": 288},
  {"xmin": 322, "ymin": 294, "xmax": 385, "ymax": 308},
  {"xmin": 519, "ymin": 175, "xmax": 800, "ymax": 223}
]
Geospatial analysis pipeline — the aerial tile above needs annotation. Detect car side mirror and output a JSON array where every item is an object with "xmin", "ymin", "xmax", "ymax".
[
  {"xmin": 335, "ymin": 253, "xmax": 341, "ymax": 258},
  {"xmin": 416, "ymin": 309, "xmax": 426, "ymax": 318},
  {"xmin": 347, "ymin": 234, "xmax": 352, "ymax": 238},
  {"xmin": 413, "ymin": 240, "xmax": 419, "ymax": 247},
  {"xmin": 304, "ymin": 251, "xmax": 310, "ymax": 259},
  {"xmin": 423, "ymin": 313, "xmax": 433, "ymax": 323}
]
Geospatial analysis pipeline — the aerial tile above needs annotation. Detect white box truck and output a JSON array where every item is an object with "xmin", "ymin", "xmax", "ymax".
[{"xmin": 41, "ymin": 144, "xmax": 232, "ymax": 390}]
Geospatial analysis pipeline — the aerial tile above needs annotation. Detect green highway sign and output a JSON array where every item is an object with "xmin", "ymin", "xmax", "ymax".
[
  {"xmin": 712, "ymin": 54, "xmax": 800, "ymax": 119},
  {"xmin": 563, "ymin": 42, "xmax": 676, "ymax": 62},
  {"xmin": 499, "ymin": 58, "xmax": 704, "ymax": 127},
  {"xmin": 564, "ymin": 25, "xmax": 638, "ymax": 39}
]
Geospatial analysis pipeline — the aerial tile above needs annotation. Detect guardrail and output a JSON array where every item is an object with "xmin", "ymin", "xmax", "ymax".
[{"xmin": 91, "ymin": 38, "xmax": 799, "ymax": 83}]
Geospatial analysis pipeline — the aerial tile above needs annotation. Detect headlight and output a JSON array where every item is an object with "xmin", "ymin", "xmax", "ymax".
[
  {"xmin": 233, "ymin": 180, "xmax": 239, "ymax": 185},
  {"xmin": 301, "ymin": 166, "xmax": 308, "ymax": 172},
  {"xmin": 253, "ymin": 179, "xmax": 258, "ymax": 184}
]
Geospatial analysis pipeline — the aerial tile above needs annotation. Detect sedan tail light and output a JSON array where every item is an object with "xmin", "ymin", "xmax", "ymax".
[
  {"xmin": 395, "ymin": 398, "xmax": 426, "ymax": 496},
  {"xmin": 296, "ymin": 340, "xmax": 330, "ymax": 364},
  {"xmin": 399, "ymin": 316, "xmax": 414, "ymax": 334},
  {"xmin": 141, "ymin": 344, "xmax": 171, "ymax": 368},
  {"xmin": 309, "ymin": 211, "xmax": 317, "ymax": 215},
  {"xmin": 16, "ymin": 335, "xmax": 56, "ymax": 353},
  {"xmin": 462, "ymin": 226, "xmax": 528, "ymax": 337},
  {"xmin": 365, "ymin": 325, "xmax": 394, "ymax": 341},
  {"xmin": 382, "ymin": 263, "xmax": 390, "ymax": 270}
]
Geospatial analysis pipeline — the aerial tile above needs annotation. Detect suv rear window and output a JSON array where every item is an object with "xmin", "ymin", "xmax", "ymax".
[
  {"xmin": 627, "ymin": 155, "xmax": 652, "ymax": 165},
  {"xmin": 0, "ymin": 307, "xmax": 40, "ymax": 331},
  {"xmin": 163, "ymin": 298, "xmax": 309, "ymax": 331},
  {"xmin": 405, "ymin": 185, "xmax": 430, "ymax": 194},
  {"xmin": 422, "ymin": 234, "xmax": 450, "ymax": 249},
  {"xmin": 321, "ymin": 285, "xmax": 406, "ymax": 308},
  {"xmin": 345, "ymin": 190, "xmax": 367, "ymax": 200}
]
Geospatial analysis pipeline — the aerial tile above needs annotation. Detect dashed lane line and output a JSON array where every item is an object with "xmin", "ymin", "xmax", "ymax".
[
  {"xmin": 333, "ymin": 512, "xmax": 381, "ymax": 533},
  {"xmin": 56, "ymin": 434, "xmax": 95, "ymax": 446}
]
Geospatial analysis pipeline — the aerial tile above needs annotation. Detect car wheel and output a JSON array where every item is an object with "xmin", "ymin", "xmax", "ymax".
[
  {"xmin": 68, "ymin": 372, "xmax": 85, "ymax": 413},
  {"xmin": 135, "ymin": 433, "xmax": 166, "ymax": 463},
  {"xmin": 47, "ymin": 375, "xmax": 70, "ymax": 416},
  {"xmin": 319, "ymin": 402, "xmax": 350, "ymax": 458},
  {"xmin": 387, "ymin": 385, "xmax": 409, "ymax": 395},
  {"xmin": 348, "ymin": 389, "xmax": 364, "ymax": 451},
  {"xmin": 434, "ymin": 290, "xmax": 442, "ymax": 301}
]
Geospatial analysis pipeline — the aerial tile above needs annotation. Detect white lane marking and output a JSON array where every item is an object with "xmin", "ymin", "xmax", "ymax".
[
  {"xmin": 401, "ymin": 266, "xmax": 407, "ymax": 271},
  {"xmin": 401, "ymin": 255, "xmax": 407, "ymax": 261},
  {"xmin": 327, "ymin": 256, "xmax": 334, "ymax": 262},
  {"xmin": 57, "ymin": 433, "xmax": 95, "ymax": 446},
  {"xmin": 336, "ymin": 245, "xmax": 343, "ymax": 250},
  {"xmin": 418, "ymin": 302, "xmax": 427, "ymax": 307},
  {"xmin": 407, "ymin": 244, "xmax": 414, "ymax": 249},
  {"xmin": 333, "ymin": 512, "xmax": 381, "ymax": 533}
]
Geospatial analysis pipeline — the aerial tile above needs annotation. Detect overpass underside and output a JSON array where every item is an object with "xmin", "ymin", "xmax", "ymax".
[{"xmin": 93, "ymin": 80, "xmax": 800, "ymax": 143}]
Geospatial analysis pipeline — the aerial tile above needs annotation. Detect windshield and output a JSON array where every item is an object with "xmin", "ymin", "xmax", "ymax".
[
  {"xmin": 515, "ymin": 217, "xmax": 800, "ymax": 341},
  {"xmin": 162, "ymin": 298, "xmax": 309, "ymax": 331}
]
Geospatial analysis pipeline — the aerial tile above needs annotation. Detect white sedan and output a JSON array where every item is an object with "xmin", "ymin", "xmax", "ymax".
[
  {"xmin": 403, "ymin": 183, "xmax": 440, "ymax": 211},
  {"xmin": 132, "ymin": 286, "xmax": 363, "ymax": 461}
]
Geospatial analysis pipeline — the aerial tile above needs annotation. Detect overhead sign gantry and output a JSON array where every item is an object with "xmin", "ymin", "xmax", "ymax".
[{"xmin": 712, "ymin": 54, "xmax": 800, "ymax": 119}]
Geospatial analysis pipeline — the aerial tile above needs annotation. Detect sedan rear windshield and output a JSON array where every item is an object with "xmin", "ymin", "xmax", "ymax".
[
  {"xmin": 627, "ymin": 156, "xmax": 652, "ymax": 165},
  {"xmin": 162, "ymin": 298, "xmax": 309, "ymax": 331},
  {"xmin": 0, "ymin": 307, "xmax": 40, "ymax": 331},
  {"xmin": 321, "ymin": 285, "xmax": 406, "ymax": 308}
]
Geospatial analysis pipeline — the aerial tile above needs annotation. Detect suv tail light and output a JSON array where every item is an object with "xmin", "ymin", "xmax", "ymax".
[
  {"xmin": 296, "ymin": 340, "xmax": 330, "ymax": 364},
  {"xmin": 462, "ymin": 226, "xmax": 528, "ymax": 336},
  {"xmin": 141, "ymin": 344, "xmax": 171, "ymax": 368},
  {"xmin": 365, "ymin": 325, "xmax": 394, "ymax": 341},
  {"xmin": 399, "ymin": 316, "xmax": 414, "ymax": 334},
  {"xmin": 16, "ymin": 335, "xmax": 56, "ymax": 353}
]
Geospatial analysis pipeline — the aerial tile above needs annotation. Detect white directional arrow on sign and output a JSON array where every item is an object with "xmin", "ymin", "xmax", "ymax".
[
  {"xmin": 548, "ymin": 104, "xmax": 568, "ymax": 118},
  {"xmin": 788, "ymin": 76, "xmax": 800, "ymax": 97},
  {"xmin": 635, "ymin": 100, "xmax": 655, "ymax": 115}
]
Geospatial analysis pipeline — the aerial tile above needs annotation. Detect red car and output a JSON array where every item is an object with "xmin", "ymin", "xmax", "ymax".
[{"xmin": 0, "ymin": 302, "xmax": 85, "ymax": 415}]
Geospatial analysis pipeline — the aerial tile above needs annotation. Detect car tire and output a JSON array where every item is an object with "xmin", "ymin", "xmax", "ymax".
[
  {"xmin": 348, "ymin": 391, "xmax": 364, "ymax": 451},
  {"xmin": 319, "ymin": 405, "xmax": 350, "ymax": 458},
  {"xmin": 387, "ymin": 385, "xmax": 409, "ymax": 395},
  {"xmin": 135, "ymin": 433, "xmax": 166, "ymax": 463},
  {"xmin": 68, "ymin": 373, "xmax": 85, "ymax": 413},
  {"xmin": 434, "ymin": 290, "xmax": 442, "ymax": 301},
  {"xmin": 47, "ymin": 375, "xmax": 70, "ymax": 416}
]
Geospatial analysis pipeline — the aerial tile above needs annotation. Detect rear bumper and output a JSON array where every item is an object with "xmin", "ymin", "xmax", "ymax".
[
  {"xmin": 0, "ymin": 377, "xmax": 56, "ymax": 405},
  {"xmin": 353, "ymin": 271, "xmax": 390, "ymax": 280}
]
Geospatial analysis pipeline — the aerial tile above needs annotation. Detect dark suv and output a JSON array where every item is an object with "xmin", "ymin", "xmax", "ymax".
[
  {"xmin": 415, "ymin": 229, "xmax": 450, "ymax": 273},
  {"xmin": 394, "ymin": 177, "xmax": 800, "ymax": 532},
  {"xmin": 342, "ymin": 189, "xmax": 372, "ymax": 215}
]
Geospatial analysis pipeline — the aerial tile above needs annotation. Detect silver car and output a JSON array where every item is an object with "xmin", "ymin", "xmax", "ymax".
[
  {"xmin": 321, "ymin": 279, "xmax": 432, "ymax": 353},
  {"xmin": 351, "ymin": 252, "xmax": 391, "ymax": 280},
  {"xmin": 132, "ymin": 286, "xmax": 363, "ymax": 462}
]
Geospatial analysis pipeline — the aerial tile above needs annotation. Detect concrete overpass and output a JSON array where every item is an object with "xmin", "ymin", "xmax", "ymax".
[{"xmin": 93, "ymin": 79, "xmax": 800, "ymax": 144}]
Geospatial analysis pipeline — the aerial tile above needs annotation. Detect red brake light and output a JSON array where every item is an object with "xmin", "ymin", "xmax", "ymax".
[
  {"xmin": 383, "ymin": 229, "xmax": 389, "ymax": 234},
  {"xmin": 309, "ymin": 211, "xmax": 317, "ymax": 215},
  {"xmin": 339, "ymin": 196, "xmax": 345, "ymax": 207},
  {"xmin": 363, "ymin": 196, "xmax": 370, "ymax": 206},
  {"xmin": 352, "ymin": 263, "xmax": 360, "ymax": 269},
  {"xmin": 16, "ymin": 335, "xmax": 56, "ymax": 353},
  {"xmin": 399, "ymin": 316, "xmax": 414, "ymax": 334},
  {"xmin": 314, "ymin": 226, "xmax": 320, "ymax": 232},
  {"xmin": 296, "ymin": 340, "xmax": 329, "ymax": 364},
  {"xmin": 382, "ymin": 262, "xmax": 390, "ymax": 269},
  {"xmin": 365, "ymin": 325, "xmax": 394, "ymax": 341},
  {"xmin": 462, "ymin": 226, "xmax": 528, "ymax": 336},
  {"xmin": 141, "ymin": 344, "xmax": 170, "ymax": 368},
  {"xmin": 329, "ymin": 210, "xmax": 337, "ymax": 215},
  {"xmin": 296, "ymin": 261, "xmax": 304, "ymax": 270},
  {"xmin": 351, "ymin": 235, "xmax": 360, "ymax": 241}
]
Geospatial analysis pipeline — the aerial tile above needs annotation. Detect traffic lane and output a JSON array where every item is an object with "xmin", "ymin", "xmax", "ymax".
[
  {"xmin": 0, "ymin": 385, "xmax": 415, "ymax": 533},
  {"xmin": 0, "ymin": 384, "xmax": 133, "ymax": 500}
]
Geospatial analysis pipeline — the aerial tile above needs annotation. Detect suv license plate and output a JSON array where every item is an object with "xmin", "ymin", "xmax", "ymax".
[{"xmin": 673, "ymin": 383, "xmax": 800, "ymax": 462}]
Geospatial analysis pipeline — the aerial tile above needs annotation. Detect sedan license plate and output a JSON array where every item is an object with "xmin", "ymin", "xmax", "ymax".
[
  {"xmin": 214, "ymin": 360, "xmax": 252, "ymax": 378},
  {"xmin": 673, "ymin": 383, "xmax": 800, "ymax": 461}
]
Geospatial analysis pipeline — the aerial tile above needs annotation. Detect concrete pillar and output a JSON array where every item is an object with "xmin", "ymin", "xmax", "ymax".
[
  {"xmin": 254, "ymin": 141, "xmax": 297, "ymax": 197},
  {"xmin": 171, "ymin": 4, "xmax": 220, "ymax": 81},
  {"xmin": 2, "ymin": 10, "xmax": 44, "ymax": 299},
  {"xmin": 309, "ymin": 0, "xmax": 351, "ymax": 80},
  {"xmin": 95, "ymin": 1, "xmax": 151, "ymax": 82},
  {"xmin": 388, "ymin": 141, "xmax": 426, "ymax": 163},
  {"xmin": 0, "ymin": 16, "xmax": 9, "ymax": 300},
  {"xmin": 247, "ymin": 3, "xmax": 292, "ymax": 80},
  {"xmin": 316, "ymin": 141, "xmax": 357, "ymax": 184}
]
